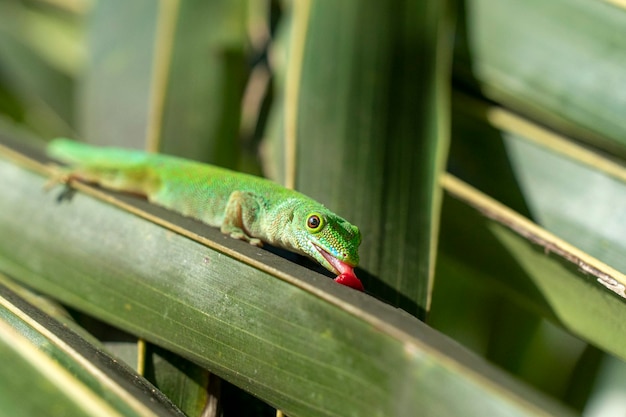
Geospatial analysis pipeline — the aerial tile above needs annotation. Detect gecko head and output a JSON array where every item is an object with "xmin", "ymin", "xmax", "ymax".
[{"xmin": 291, "ymin": 203, "xmax": 361, "ymax": 277}]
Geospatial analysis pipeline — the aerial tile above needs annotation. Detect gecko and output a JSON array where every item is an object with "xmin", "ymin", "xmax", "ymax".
[{"xmin": 46, "ymin": 139, "xmax": 364, "ymax": 291}]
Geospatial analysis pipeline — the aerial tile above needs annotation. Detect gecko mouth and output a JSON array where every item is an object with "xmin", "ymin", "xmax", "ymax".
[
  {"xmin": 312, "ymin": 244, "xmax": 364, "ymax": 291},
  {"xmin": 312, "ymin": 244, "xmax": 354, "ymax": 275}
]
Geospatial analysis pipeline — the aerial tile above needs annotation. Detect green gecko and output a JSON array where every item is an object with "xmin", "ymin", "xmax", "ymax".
[{"xmin": 47, "ymin": 139, "xmax": 364, "ymax": 291}]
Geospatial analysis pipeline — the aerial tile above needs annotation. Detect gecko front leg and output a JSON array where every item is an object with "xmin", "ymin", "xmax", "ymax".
[
  {"xmin": 220, "ymin": 190, "xmax": 263, "ymax": 247},
  {"xmin": 43, "ymin": 165, "xmax": 87, "ymax": 202},
  {"xmin": 43, "ymin": 164, "xmax": 75, "ymax": 191}
]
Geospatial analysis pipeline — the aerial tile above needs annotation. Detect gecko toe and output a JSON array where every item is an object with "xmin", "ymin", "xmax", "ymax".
[
  {"xmin": 229, "ymin": 231, "xmax": 245, "ymax": 241},
  {"xmin": 229, "ymin": 232, "xmax": 262, "ymax": 247}
]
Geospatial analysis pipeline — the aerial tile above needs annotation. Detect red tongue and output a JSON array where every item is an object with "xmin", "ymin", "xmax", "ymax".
[
  {"xmin": 316, "ymin": 246, "xmax": 365, "ymax": 291},
  {"xmin": 335, "ymin": 272, "xmax": 365, "ymax": 291}
]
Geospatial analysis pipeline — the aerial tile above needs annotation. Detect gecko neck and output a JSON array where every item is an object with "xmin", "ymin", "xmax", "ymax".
[{"xmin": 256, "ymin": 198, "xmax": 301, "ymax": 250}]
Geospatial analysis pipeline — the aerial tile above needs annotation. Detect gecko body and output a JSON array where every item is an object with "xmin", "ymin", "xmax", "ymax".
[{"xmin": 47, "ymin": 139, "xmax": 364, "ymax": 291}]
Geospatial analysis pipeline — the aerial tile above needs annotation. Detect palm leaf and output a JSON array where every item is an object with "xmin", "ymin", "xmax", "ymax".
[
  {"xmin": 81, "ymin": 0, "xmax": 248, "ymax": 165},
  {"xmin": 265, "ymin": 0, "xmax": 454, "ymax": 318},
  {"xmin": 454, "ymin": 0, "xmax": 626, "ymax": 156},
  {"xmin": 0, "ymin": 137, "xmax": 575, "ymax": 417},
  {"xmin": 0, "ymin": 275, "xmax": 185, "ymax": 417}
]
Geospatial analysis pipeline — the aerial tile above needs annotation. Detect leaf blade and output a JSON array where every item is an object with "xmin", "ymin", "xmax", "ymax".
[
  {"xmin": 0, "ymin": 138, "xmax": 576, "ymax": 417},
  {"xmin": 269, "ymin": 0, "xmax": 454, "ymax": 317}
]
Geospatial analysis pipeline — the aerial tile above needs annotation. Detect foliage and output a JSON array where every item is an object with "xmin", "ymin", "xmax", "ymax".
[{"xmin": 0, "ymin": 0, "xmax": 625, "ymax": 416}]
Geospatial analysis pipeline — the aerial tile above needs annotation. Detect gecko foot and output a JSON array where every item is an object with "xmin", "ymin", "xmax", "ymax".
[
  {"xmin": 43, "ymin": 165, "xmax": 73, "ymax": 192},
  {"xmin": 43, "ymin": 165, "xmax": 78, "ymax": 202},
  {"xmin": 227, "ymin": 231, "xmax": 263, "ymax": 247}
]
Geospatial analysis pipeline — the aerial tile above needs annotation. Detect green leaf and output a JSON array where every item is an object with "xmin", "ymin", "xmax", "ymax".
[
  {"xmin": 81, "ymin": 0, "xmax": 248, "ymax": 166},
  {"xmin": 451, "ymin": 95, "xmax": 626, "ymax": 278},
  {"xmin": 144, "ymin": 344, "xmax": 212, "ymax": 417},
  {"xmin": 0, "ymin": 277, "xmax": 185, "ymax": 417},
  {"xmin": 503, "ymin": 119, "xmax": 626, "ymax": 276},
  {"xmin": 455, "ymin": 0, "xmax": 626, "ymax": 156},
  {"xmin": 584, "ymin": 354, "xmax": 626, "ymax": 415},
  {"xmin": 267, "ymin": 0, "xmax": 454, "ymax": 318},
  {"xmin": 449, "ymin": 94, "xmax": 532, "ymax": 217},
  {"xmin": 440, "ymin": 174, "xmax": 626, "ymax": 361},
  {"xmin": 0, "ymin": 138, "xmax": 574, "ymax": 417},
  {"xmin": 0, "ymin": 1, "xmax": 78, "ymax": 136},
  {"xmin": 67, "ymin": 320, "xmax": 215, "ymax": 417}
]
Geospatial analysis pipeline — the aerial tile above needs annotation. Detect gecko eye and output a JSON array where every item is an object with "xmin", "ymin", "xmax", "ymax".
[{"xmin": 306, "ymin": 213, "xmax": 324, "ymax": 233}]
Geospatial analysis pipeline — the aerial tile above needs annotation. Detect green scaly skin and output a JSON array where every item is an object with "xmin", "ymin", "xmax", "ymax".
[{"xmin": 47, "ymin": 139, "xmax": 363, "ymax": 290}]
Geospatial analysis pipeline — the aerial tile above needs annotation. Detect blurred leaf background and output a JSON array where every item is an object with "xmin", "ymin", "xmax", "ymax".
[{"xmin": 1, "ymin": 0, "xmax": 626, "ymax": 416}]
